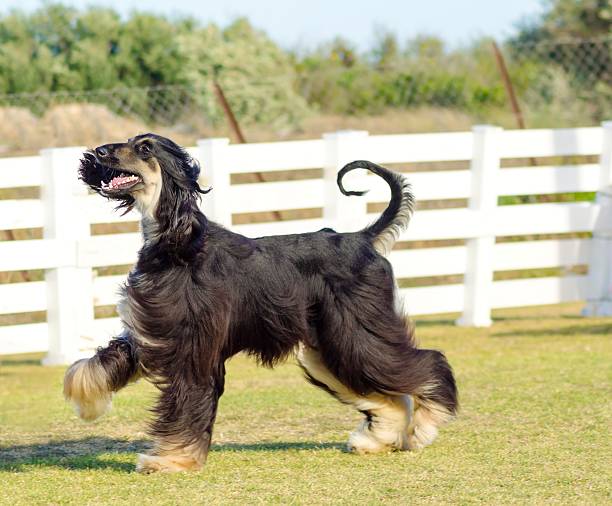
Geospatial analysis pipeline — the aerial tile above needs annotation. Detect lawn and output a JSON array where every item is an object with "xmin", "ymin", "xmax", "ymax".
[{"xmin": 0, "ymin": 303, "xmax": 610, "ymax": 505}]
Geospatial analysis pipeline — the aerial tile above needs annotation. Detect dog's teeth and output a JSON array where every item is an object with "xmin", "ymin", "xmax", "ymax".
[{"xmin": 107, "ymin": 174, "xmax": 139, "ymax": 189}]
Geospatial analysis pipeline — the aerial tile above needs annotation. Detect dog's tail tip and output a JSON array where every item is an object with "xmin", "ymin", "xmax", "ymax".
[
  {"xmin": 341, "ymin": 189, "xmax": 369, "ymax": 197},
  {"xmin": 336, "ymin": 161, "xmax": 371, "ymax": 197}
]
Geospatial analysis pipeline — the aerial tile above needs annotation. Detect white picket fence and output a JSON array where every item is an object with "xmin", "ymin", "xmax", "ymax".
[{"xmin": 1, "ymin": 123, "xmax": 611, "ymax": 364}]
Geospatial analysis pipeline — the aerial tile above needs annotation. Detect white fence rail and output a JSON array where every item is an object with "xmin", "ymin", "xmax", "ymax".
[{"xmin": 1, "ymin": 123, "xmax": 611, "ymax": 363}]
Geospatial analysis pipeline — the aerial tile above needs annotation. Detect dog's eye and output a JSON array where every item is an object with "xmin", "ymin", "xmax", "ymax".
[{"xmin": 138, "ymin": 143, "xmax": 151, "ymax": 155}]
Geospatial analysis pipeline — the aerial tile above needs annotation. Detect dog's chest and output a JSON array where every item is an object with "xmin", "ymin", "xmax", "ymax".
[
  {"xmin": 116, "ymin": 284, "xmax": 135, "ymax": 331},
  {"xmin": 116, "ymin": 270, "xmax": 199, "ymax": 346},
  {"xmin": 116, "ymin": 282, "xmax": 160, "ymax": 348}
]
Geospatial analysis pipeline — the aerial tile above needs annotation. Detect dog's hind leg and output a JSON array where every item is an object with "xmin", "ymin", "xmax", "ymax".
[
  {"xmin": 297, "ymin": 344, "xmax": 412, "ymax": 454},
  {"xmin": 64, "ymin": 330, "xmax": 140, "ymax": 421},
  {"xmin": 402, "ymin": 349, "xmax": 458, "ymax": 450},
  {"xmin": 137, "ymin": 366, "xmax": 225, "ymax": 473}
]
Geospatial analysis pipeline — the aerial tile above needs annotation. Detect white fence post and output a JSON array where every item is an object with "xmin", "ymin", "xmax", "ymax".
[
  {"xmin": 197, "ymin": 138, "xmax": 232, "ymax": 227},
  {"xmin": 583, "ymin": 121, "xmax": 612, "ymax": 316},
  {"xmin": 323, "ymin": 130, "xmax": 370, "ymax": 232},
  {"xmin": 597, "ymin": 121, "xmax": 612, "ymax": 189},
  {"xmin": 457, "ymin": 125, "xmax": 502, "ymax": 327},
  {"xmin": 41, "ymin": 147, "xmax": 94, "ymax": 366}
]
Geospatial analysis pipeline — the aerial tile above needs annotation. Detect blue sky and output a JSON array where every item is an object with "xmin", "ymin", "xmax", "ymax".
[{"xmin": 1, "ymin": 0, "xmax": 545, "ymax": 50}]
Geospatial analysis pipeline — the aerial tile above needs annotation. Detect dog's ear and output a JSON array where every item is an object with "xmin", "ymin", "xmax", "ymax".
[
  {"xmin": 156, "ymin": 147, "xmax": 207, "ymax": 234},
  {"xmin": 185, "ymin": 156, "xmax": 200, "ymax": 181},
  {"xmin": 153, "ymin": 136, "xmax": 210, "ymax": 197},
  {"xmin": 185, "ymin": 156, "xmax": 211, "ymax": 195}
]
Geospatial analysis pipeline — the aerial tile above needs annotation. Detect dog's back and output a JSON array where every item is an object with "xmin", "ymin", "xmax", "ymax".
[{"xmin": 219, "ymin": 226, "xmax": 399, "ymax": 365}]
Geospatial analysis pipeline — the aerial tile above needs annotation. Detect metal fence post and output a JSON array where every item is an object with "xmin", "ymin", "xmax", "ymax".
[
  {"xmin": 41, "ymin": 147, "xmax": 93, "ymax": 366},
  {"xmin": 583, "ymin": 121, "xmax": 612, "ymax": 317},
  {"xmin": 457, "ymin": 125, "xmax": 502, "ymax": 327},
  {"xmin": 323, "ymin": 130, "xmax": 370, "ymax": 232},
  {"xmin": 197, "ymin": 138, "xmax": 232, "ymax": 227}
]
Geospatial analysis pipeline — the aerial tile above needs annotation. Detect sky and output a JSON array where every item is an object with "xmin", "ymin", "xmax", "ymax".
[{"xmin": 0, "ymin": 0, "xmax": 546, "ymax": 50}]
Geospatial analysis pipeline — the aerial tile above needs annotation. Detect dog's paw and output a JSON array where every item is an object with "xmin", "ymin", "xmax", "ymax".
[
  {"xmin": 136, "ymin": 453, "xmax": 202, "ymax": 473},
  {"xmin": 64, "ymin": 358, "xmax": 113, "ymax": 421},
  {"xmin": 74, "ymin": 395, "xmax": 112, "ymax": 422},
  {"xmin": 348, "ymin": 412, "xmax": 411, "ymax": 454},
  {"xmin": 406, "ymin": 401, "xmax": 450, "ymax": 450},
  {"xmin": 347, "ymin": 427, "xmax": 394, "ymax": 455},
  {"xmin": 406, "ymin": 423, "xmax": 439, "ymax": 451}
]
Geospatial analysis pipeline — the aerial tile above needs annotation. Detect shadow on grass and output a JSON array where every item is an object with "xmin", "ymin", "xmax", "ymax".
[
  {"xmin": 0, "ymin": 438, "xmax": 343, "ymax": 472},
  {"xmin": 0, "ymin": 358, "xmax": 42, "ymax": 367},
  {"xmin": 0, "ymin": 437, "xmax": 150, "ymax": 472},
  {"xmin": 490, "ymin": 314, "xmax": 568, "ymax": 323},
  {"xmin": 493, "ymin": 323, "xmax": 612, "ymax": 338},
  {"xmin": 211, "ymin": 441, "xmax": 343, "ymax": 452},
  {"xmin": 0, "ymin": 358, "xmax": 42, "ymax": 377},
  {"xmin": 414, "ymin": 312, "xmax": 573, "ymax": 327},
  {"xmin": 413, "ymin": 318, "xmax": 457, "ymax": 327}
]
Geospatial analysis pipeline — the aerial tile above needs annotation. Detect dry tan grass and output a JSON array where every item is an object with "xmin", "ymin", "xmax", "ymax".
[
  {"xmin": 0, "ymin": 104, "xmax": 197, "ymax": 156},
  {"xmin": 0, "ymin": 104, "xmax": 483, "ymax": 156},
  {"xmin": 293, "ymin": 107, "xmax": 477, "ymax": 138}
]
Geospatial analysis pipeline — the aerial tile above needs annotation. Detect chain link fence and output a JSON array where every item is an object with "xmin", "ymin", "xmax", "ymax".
[
  {"xmin": 0, "ymin": 37, "xmax": 610, "ymax": 156},
  {"xmin": 506, "ymin": 35, "xmax": 611, "ymax": 127},
  {"xmin": 0, "ymin": 85, "xmax": 218, "ymax": 156}
]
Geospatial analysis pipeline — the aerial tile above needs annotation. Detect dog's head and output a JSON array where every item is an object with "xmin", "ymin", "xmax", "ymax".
[{"xmin": 80, "ymin": 133, "xmax": 208, "ymax": 216}]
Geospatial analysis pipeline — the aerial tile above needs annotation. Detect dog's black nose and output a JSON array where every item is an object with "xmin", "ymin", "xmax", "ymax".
[{"xmin": 95, "ymin": 145, "xmax": 111, "ymax": 158}]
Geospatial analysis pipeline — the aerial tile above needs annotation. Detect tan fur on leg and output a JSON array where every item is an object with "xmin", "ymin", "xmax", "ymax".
[
  {"xmin": 63, "ymin": 358, "xmax": 113, "ymax": 421},
  {"xmin": 137, "ymin": 440, "xmax": 206, "ymax": 473},
  {"xmin": 407, "ymin": 399, "xmax": 454, "ymax": 450},
  {"xmin": 348, "ymin": 395, "xmax": 411, "ymax": 454},
  {"xmin": 297, "ymin": 344, "xmax": 412, "ymax": 454},
  {"xmin": 136, "ymin": 454, "xmax": 202, "ymax": 473}
]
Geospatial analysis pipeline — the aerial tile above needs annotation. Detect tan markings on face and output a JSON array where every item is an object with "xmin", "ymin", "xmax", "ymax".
[{"xmin": 114, "ymin": 143, "xmax": 163, "ymax": 216}]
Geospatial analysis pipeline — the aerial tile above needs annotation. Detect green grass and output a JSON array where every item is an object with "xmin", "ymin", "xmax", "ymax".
[{"xmin": 1, "ymin": 303, "xmax": 611, "ymax": 505}]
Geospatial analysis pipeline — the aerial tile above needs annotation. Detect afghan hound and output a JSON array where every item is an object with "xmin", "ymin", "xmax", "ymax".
[{"xmin": 64, "ymin": 133, "xmax": 458, "ymax": 473}]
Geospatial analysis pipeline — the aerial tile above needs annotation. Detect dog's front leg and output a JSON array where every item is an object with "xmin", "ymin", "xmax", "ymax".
[
  {"xmin": 64, "ymin": 330, "xmax": 140, "ymax": 421},
  {"xmin": 137, "ymin": 367, "xmax": 225, "ymax": 473}
]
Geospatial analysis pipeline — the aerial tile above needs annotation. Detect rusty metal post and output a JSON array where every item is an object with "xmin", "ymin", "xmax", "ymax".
[
  {"xmin": 491, "ymin": 41, "xmax": 527, "ymax": 130},
  {"xmin": 213, "ymin": 80, "xmax": 247, "ymax": 144},
  {"xmin": 492, "ymin": 41, "xmax": 537, "ymax": 166},
  {"xmin": 212, "ymin": 77, "xmax": 283, "ymax": 221}
]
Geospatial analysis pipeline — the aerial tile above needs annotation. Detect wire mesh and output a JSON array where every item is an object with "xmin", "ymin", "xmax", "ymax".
[{"xmin": 0, "ymin": 36, "xmax": 609, "ymax": 155}]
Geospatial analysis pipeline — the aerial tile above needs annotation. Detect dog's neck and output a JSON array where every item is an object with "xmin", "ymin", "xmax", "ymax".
[
  {"xmin": 139, "ymin": 193, "xmax": 208, "ymax": 266},
  {"xmin": 140, "ymin": 216, "xmax": 161, "ymax": 244}
]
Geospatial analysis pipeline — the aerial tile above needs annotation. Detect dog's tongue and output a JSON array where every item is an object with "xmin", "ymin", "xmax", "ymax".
[{"xmin": 104, "ymin": 174, "xmax": 140, "ymax": 190}]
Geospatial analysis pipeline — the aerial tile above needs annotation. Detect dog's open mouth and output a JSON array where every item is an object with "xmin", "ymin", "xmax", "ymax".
[
  {"xmin": 80, "ymin": 151, "xmax": 143, "ymax": 195},
  {"xmin": 101, "ymin": 171, "xmax": 142, "ymax": 192}
]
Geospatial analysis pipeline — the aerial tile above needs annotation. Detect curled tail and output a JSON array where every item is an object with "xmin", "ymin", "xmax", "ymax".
[{"xmin": 337, "ymin": 160, "xmax": 414, "ymax": 255}]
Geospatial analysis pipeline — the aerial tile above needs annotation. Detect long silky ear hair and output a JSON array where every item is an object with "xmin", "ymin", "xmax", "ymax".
[{"xmin": 153, "ymin": 142, "xmax": 211, "ymax": 261}]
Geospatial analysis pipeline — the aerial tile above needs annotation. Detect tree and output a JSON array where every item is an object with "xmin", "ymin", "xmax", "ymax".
[
  {"xmin": 371, "ymin": 30, "xmax": 400, "ymax": 70},
  {"xmin": 0, "ymin": 6, "xmax": 308, "ymax": 128},
  {"xmin": 69, "ymin": 9, "xmax": 122, "ymax": 90},
  {"xmin": 508, "ymin": 0, "xmax": 611, "ymax": 123},
  {"xmin": 511, "ymin": 0, "xmax": 611, "ymax": 84},
  {"xmin": 177, "ymin": 17, "xmax": 308, "ymax": 127},
  {"xmin": 515, "ymin": 0, "xmax": 611, "ymax": 42}
]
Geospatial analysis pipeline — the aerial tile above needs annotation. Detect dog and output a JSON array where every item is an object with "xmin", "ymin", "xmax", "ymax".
[{"xmin": 64, "ymin": 133, "xmax": 458, "ymax": 473}]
